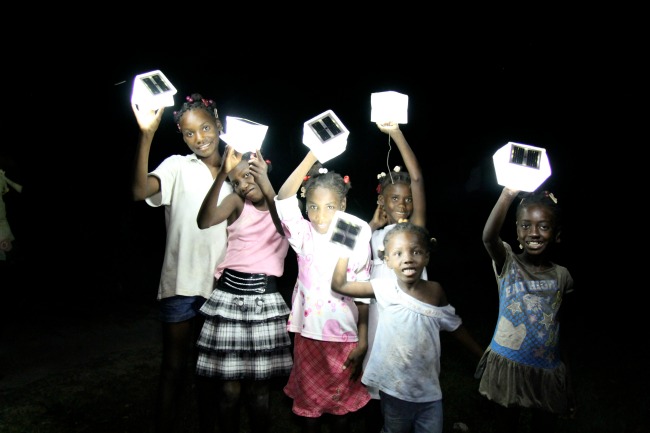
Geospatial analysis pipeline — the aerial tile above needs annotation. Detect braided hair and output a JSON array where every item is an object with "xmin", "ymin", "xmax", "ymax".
[
  {"xmin": 300, "ymin": 161, "xmax": 351, "ymax": 203},
  {"xmin": 172, "ymin": 93, "xmax": 221, "ymax": 132},
  {"xmin": 376, "ymin": 166, "xmax": 411, "ymax": 195},
  {"xmin": 378, "ymin": 222, "xmax": 437, "ymax": 260},
  {"xmin": 516, "ymin": 190, "xmax": 562, "ymax": 230}
]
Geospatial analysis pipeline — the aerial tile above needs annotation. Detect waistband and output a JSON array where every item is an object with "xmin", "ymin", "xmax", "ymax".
[{"xmin": 216, "ymin": 268, "xmax": 278, "ymax": 294}]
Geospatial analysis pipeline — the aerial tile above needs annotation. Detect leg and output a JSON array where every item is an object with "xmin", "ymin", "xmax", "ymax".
[
  {"xmin": 530, "ymin": 408, "xmax": 558, "ymax": 433},
  {"xmin": 379, "ymin": 391, "xmax": 414, "ymax": 433},
  {"xmin": 493, "ymin": 402, "xmax": 520, "ymax": 433},
  {"xmin": 361, "ymin": 398, "xmax": 383, "ymax": 433},
  {"xmin": 155, "ymin": 319, "xmax": 193, "ymax": 433},
  {"xmin": 245, "ymin": 380, "xmax": 270, "ymax": 433},
  {"xmin": 329, "ymin": 412, "xmax": 352, "ymax": 433},
  {"xmin": 302, "ymin": 415, "xmax": 322, "ymax": 433},
  {"xmin": 217, "ymin": 380, "xmax": 242, "ymax": 433},
  {"xmin": 196, "ymin": 375, "xmax": 219, "ymax": 433},
  {"xmin": 413, "ymin": 399, "xmax": 443, "ymax": 433}
]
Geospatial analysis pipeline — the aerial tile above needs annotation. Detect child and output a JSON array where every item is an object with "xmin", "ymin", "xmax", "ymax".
[
  {"xmin": 130, "ymin": 93, "xmax": 232, "ymax": 433},
  {"xmin": 477, "ymin": 187, "xmax": 575, "ymax": 433},
  {"xmin": 331, "ymin": 222, "xmax": 484, "ymax": 433},
  {"xmin": 0, "ymin": 169, "xmax": 22, "ymax": 259},
  {"xmin": 195, "ymin": 146, "xmax": 292, "ymax": 433},
  {"xmin": 365, "ymin": 121, "xmax": 428, "ymax": 432},
  {"xmin": 275, "ymin": 150, "xmax": 372, "ymax": 433}
]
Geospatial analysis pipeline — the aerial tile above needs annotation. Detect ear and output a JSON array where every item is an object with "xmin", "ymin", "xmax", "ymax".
[
  {"xmin": 554, "ymin": 229, "xmax": 562, "ymax": 244},
  {"xmin": 377, "ymin": 195, "xmax": 385, "ymax": 207},
  {"xmin": 340, "ymin": 197, "xmax": 347, "ymax": 211}
]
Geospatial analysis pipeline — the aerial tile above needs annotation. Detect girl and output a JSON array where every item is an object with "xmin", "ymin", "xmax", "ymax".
[
  {"xmin": 131, "ymin": 93, "xmax": 232, "ymax": 433},
  {"xmin": 365, "ymin": 121, "xmax": 428, "ymax": 431},
  {"xmin": 194, "ymin": 147, "xmax": 292, "ymax": 433},
  {"xmin": 274, "ymin": 150, "xmax": 372, "ymax": 433},
  {"xmin": 478, "ymin": 187, "xmax": 575, "ymax": 433},
  {"xmin": 331, "ymin": 222, "xmax": 483, "ymax": 433}
]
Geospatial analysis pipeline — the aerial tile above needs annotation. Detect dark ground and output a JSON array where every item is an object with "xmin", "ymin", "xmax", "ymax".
[{"xmin": 1, "ymin": 256, "xmax": 646, "ymax": 433}]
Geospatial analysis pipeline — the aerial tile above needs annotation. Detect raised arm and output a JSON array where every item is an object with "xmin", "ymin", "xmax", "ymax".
[
  {"xmin": 248, "ymin": 149, "xmax": 284, "ymax": 236},
  {"xmin": 331, "ymin": 257, "xmax": 375, "ymax": 298},
  {"xmin": 483, "ymin": 187, "xmax": 519, "ymax": 271},
  {"xmin": 196, "ymin": 145, "xmax": 242, "ymax": 229},
  {"xmin": 277, "ymin": 151, "xmax": 318, "ymax": 200},
  {"xmin": 377, "ymin": 122, "xmax": 426, "ymax": 227},
  {"xmin": 0, "ymin": 170, "xmax": 22, "ymax": 193},
  {"xmin": 131, "ymin": 103, "xmax": 164, "ymax": 201}
]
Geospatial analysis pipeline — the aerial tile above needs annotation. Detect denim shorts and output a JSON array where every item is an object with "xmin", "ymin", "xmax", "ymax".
[
  {"xmin": 379, "ymin": 390, "xmax": 443, "ymax": 433},
  {"xmin": 159, "ymin": 295, "xmax": 206, "ymax": 323}
]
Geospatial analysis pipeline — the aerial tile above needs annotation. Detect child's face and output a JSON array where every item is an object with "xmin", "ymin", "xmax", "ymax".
[
  {"xmin": 385, "ymin": 231, "xmax": 429, "ymax": 283},
  {"xmin": 379, "ymin": 182, "xmax": 413, "ymax": 224},
  {"xmin": 178, "ymin": 109, "xmax": 221, "ymax": 158},
  {"xmin": 228, "ymin": 160, "xmax": 263, "ymax": 204},
  {"xmin": 305, "ymin": 186, "xmax": 346, "ymax": 234},
  {"xmin": 516, "ymin": 204, "xmax": 558, "ymax": 256}
]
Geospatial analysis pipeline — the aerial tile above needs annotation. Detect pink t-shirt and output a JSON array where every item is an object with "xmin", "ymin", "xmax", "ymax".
[{"xmin": 215, "ymin": 200, "xmax": 289, "ymax": 280}]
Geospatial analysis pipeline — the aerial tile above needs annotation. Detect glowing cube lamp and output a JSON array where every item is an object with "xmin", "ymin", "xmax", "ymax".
[
  {"xmin": 370, "ymin": 91, "xmax": 408, "ymax": 124},
  {"xmin": 327, "ymin": 211, "xmax": 371, "ymax": 253},
  {"xmin": 492, "ymin": 142, "xmax": 552, "ymax": 192},
  {"xmin": 303, "ymin": 110, "xmax": 349, "ymax": 163},
  {"xmin": 220, "ymin": 117, "xmax": 269, "ymax": 154},
  {"xmin": 131, "ymin": 70, "xmax": 177, "ymax": 110}
]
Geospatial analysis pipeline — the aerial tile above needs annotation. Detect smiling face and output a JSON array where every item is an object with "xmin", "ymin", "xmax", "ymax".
[
  {"xmin": 516, "ymin": 204, "xmax": 558, "ymax": 257},
  {"xmin": 384, "ymin": 230, "xmax": 429, "ymax": 284},
  {"xmin": 379, "ymin": 182, "xmax": 413, "ymax": 224},
  {"xmin": 178, "ymin": 108, "xmax": 222, "ymax": 158},
  {"xmin": 305, "ymin": 186, "xmax": 346, "ymax": 234},
  {"xmin": 228, "ymin": 160, "xmax": 263, "ymax": 204}
]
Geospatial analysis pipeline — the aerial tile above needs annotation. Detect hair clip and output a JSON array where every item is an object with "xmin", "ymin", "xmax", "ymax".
[
  {"xmin": 303, "ymin": 175, "xmax": 310, "ymax": 182},
  {"xmin": 377, "ymin": 172, "xmax": 387, "ymax": 180},
  {"xmin": 547, "ymin": 192, "xmax": 558, "ymax": 204},
  {"xmin": 300, "ymin": 186, "xmax": 306, "ymax": 198},
  {"xmin": 393, "ymin": 166, "xmax": 401, "ymax": 172},
  {"xmin": 185, "ymin": 95, "xmax": 193, "ymax": 103},
  {"xmin": 319, "ymin": 168, "xmax": 328, "ymax": 174},
  {"xmin": 343, "ymin": 175, "xmax": 350, "ymax": 184}
]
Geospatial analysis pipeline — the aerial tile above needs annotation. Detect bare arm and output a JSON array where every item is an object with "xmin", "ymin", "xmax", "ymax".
[
  {"xmin": 331, "ymin": 257, "xmax": 375, "ymax": 298},
  {"xmin": 449, "ymin": 324, "xmax": 485, "ymax": 359},
  {"xmin": 196, "ymin": 145, "xmax": 242, "ymax": 229},
  {"xmin": 344, "ymin": 302, "xmax": 368, "ymax": 381},
  {"xmin": 377, "ymin": 122, "xmax": 426, "ymax": 227},
  {"xmin": 0, "ymin": 171, "xmax": 22, "ymax": 193},
  {"xmin": 277, "ymin": 151, "xmax": 318, "ymax": 200},
  {"xmin": 131, "ymin": 103, "xmax": 164, "ymax": 201},
  {"xmin": 482, "ymin": 187, "xmax": 519, "ymax": 271},
  {"xmin": 248, "ymin": 150, "xmax": 284, "ymax": 236}
]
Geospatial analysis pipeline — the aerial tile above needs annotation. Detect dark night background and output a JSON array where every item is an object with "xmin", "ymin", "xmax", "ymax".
[{"xmin": 1, "ymin": 27, "xmax": 642, "ymax": 429}]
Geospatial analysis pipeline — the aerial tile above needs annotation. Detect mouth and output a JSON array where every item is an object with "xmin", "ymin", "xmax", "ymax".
[
  {"xmin": 525, "ymin": 240, "xmax": 544, "ymax": 248},
  {"xmin": 401, "ymin": 268, "xmax": 417, "ymax": 276},
  {"xmin": 196, "ymin": 141, "xmax": 213, "ymax": 151}
]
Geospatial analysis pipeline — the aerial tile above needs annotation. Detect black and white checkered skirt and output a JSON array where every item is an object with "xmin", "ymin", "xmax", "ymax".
[{"xmin": 196, "ymin": 269, "xmax": 293, "ymax": 380}]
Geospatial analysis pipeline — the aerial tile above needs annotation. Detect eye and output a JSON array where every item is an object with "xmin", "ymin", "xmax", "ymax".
[
  {"xmin": 203, "ymin": 125, "xmax": 210, "ymax": 132},
  {"xmin": 185, "ymin": 131, "xmax": 194, "ymax": 138},
  {"xmin": 327, "ymin": 205, "xmax": 336, "ymax": 210},
  {"xmin": 405, "ymin": 197, "xmax": 413, "ymax": 203}
]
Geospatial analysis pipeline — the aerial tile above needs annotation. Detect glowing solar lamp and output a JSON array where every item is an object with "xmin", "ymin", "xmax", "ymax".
[
  {"xmin": 220, "ymin": 117, "xmax": 269, "ymax": 154},
  {"xmin": 370, "ymin": 91, "xmax": 408, "ymax": 124},
  {"xmin": 303, "ymin": 110, "xmax": 349, "ymax": 163},
  {"xmin": 131, "ymin": 70, "xmax": 177, "ymax": 110},
  {"xmin": 492, "ymin": 142, "xmax": 552, "ymax": 192},
  {"xmin": 327, "ymin": 211, "xmax": 371, "ymax": 253}
]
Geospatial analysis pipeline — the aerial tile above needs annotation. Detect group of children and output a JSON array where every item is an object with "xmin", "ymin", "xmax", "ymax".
[{"xmin": 131, "ymin": 91, "xmax": 574, "ymax": 433}]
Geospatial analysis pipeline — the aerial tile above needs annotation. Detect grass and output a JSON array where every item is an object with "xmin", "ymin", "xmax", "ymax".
[{"xmin": 1, "ymin": 315, "xmax": 646, "ymax": 433}]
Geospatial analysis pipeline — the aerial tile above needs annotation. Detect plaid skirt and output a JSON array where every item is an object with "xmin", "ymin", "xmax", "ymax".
[
  {"xmin": 284, "ymin": 333, "xmax": 371, "ymax": 417},
  {"xmin": 196, "ymin": 274, "xmax": 293, "ymax": 380}
]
